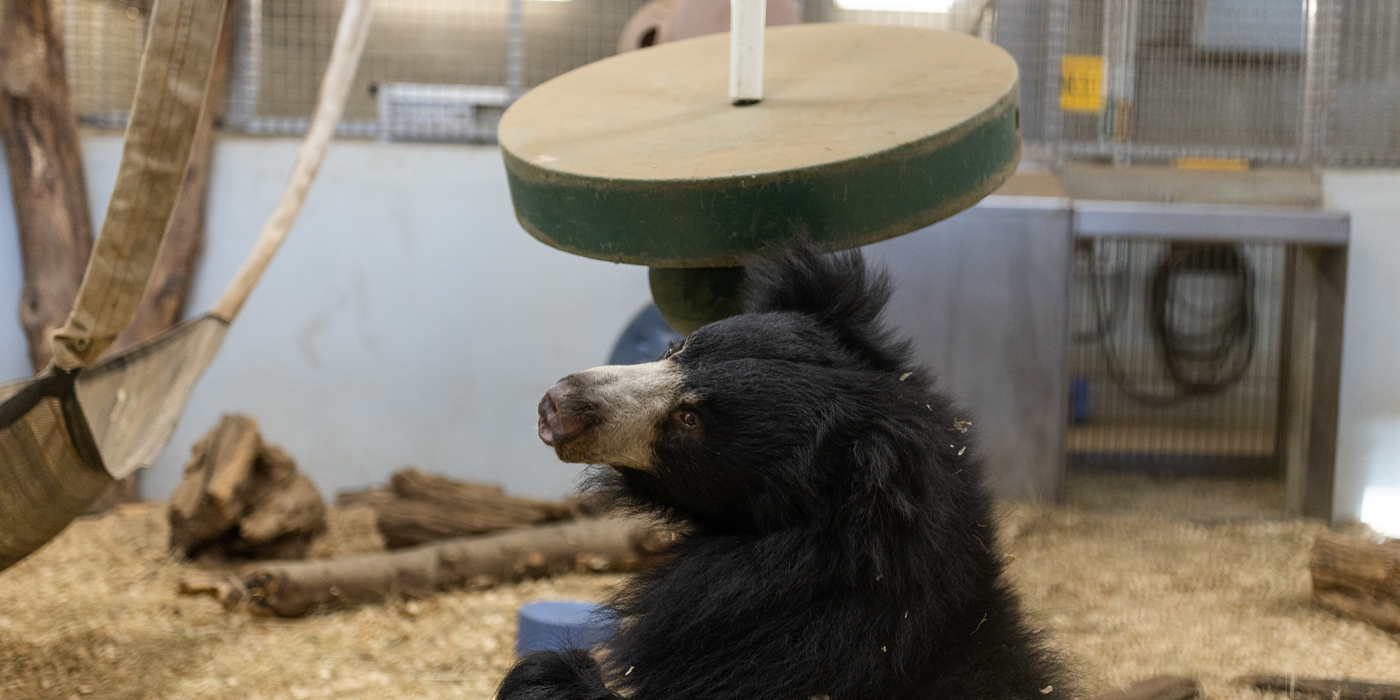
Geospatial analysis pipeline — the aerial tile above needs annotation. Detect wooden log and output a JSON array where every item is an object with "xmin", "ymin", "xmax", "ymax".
[
  {"xmin": 168, "ymin": 415, "xmax": 327, "ymax": 560},
  {"xmin": 183, "ymin": 517, "xmax": 672, "ymax": 617},
  {"xmin": 1, "ymin": 0, "xmax": 94, "ymax": 371},
  {"xmin": 1310, "ymin": 531, "xmax": 1400, "ymax": 633},
  {"xmin": 375, "ymin": 468, "xmax": 574, "ymax": 548},
  {"xmin": 1092, "ymin": 676, "xmax": 1199, "ymax": 700},
  {"xmin": 390, "ymin": 468, "xmax": 574, "ymax": 520},
  {"xmin": 335, "ymin": 485, "xmax": 396, "ymax": 509},
  {"xmin": 1240, "ymin": 675, "xmax": 1400, "ymax": 700}
]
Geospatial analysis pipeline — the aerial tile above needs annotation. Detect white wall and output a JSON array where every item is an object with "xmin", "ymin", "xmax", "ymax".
[
  {"xmin": 1324, "ymin": 170, "xmax": 1400, "ymax": 535},
  {"xmin": 0, "ymin": 158, "xmax": 25, "ymax": 384},
  {"xmin": 5, "ymin": 138, "xmax": 1399, "ymax": 523},
  {"xmin": 1, "ymin": 135, "xmax": 651, "ymax": 501}
]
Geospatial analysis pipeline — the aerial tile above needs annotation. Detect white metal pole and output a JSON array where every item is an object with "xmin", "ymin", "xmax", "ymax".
[{"xmin": 730, "ymin": 0, "xmax": 766, "ymax": 105}]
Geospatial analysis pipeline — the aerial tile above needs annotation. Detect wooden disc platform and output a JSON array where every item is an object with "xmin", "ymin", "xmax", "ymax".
[{"xmin": 499, "ymin": 23, "xmax": 1021, "ymax": 268}]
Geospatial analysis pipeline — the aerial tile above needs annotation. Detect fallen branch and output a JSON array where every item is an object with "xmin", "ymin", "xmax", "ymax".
[
  {"xmin": 1240, "ymin": 676, "xmax": 1400, "ymax": 700},
  {"xmin": 335, "ymin": 485, "xmax": 395, "ymax": 509},
  {"xmin": 1092, "ymin": 676, "xmax": 1199, "ymax": 700},
  {"xmin": 181, "ymin": 517, "xmax": 672, "ymax": 617},
  {"xmin": 1311, "ymin": 531, "xmax": 1400, "ymax": 633},
  {"xmin": 374, "ymin": 468, "xmax": 574, "ymax": 548}
]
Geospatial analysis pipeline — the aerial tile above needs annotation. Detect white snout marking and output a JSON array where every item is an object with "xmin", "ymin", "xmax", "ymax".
[{"xmin": 564, "ymin": 360, "xmax": 687, "ymax": 471}]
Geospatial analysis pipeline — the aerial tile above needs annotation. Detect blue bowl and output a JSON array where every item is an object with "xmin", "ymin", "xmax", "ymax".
[{"xmin": 516, "ymin": 601, "xmax": 615, "ymax": 656}]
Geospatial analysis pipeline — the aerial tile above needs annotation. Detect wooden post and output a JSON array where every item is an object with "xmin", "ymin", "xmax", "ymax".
[
  {"xmin": 0, "ymin": 0, "xmax": 95, "ymax": 371},
  {"xmin": 1279, "ymin": 244, "xmax": 1347, "ymax": 520},
  {"xmin": 729, "ymin": 0, "xmax": 765, "ymax": 105}
]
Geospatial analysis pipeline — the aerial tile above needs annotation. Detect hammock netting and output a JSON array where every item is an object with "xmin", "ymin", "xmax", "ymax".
[{"xmin": 0, "ymin": 0, "xmax": 371, "ymax": 570}]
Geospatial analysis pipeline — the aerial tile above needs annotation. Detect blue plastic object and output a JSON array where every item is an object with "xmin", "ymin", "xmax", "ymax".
[
  {"xmin": 516, "ymin": 601, "xmax": 615, "ymax": 656},
  {"xmin": 608, "ymin": 303, "xmax": 685, "ymax": 366},
  {"xmin": 1070, "ymin": 377, "xmax": 1090, "ymax": 425}
]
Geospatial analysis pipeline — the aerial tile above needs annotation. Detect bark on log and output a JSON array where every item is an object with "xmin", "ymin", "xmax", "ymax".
[
  {"xmin": 374, "ymin": 468, "xmax": 575, "ymax": 548},
  {"xmin": 181, "ymin": 517, "xmax": 673, "ymax": 617},
  {"xmin": 1310, "ymin": 531, "xmax": 1400, "ymax": 633},
  {"xmin": 335, "ymin": 485, "xmax": 396, "ymax": 509},
  {"xmin": 168, "ymin": 415, "xmax": 327, "ymax": 560},
  {"xmin": 1240, "ymin": 676, "xmax": 1400, "ymax": 700},
  {"xmin": 1, "ymin": 0, "xmax": 94, "ymax": 371},
  {"xmin": 1092, "ymin": 676, "xmax": 1199, "ymax": 700}
]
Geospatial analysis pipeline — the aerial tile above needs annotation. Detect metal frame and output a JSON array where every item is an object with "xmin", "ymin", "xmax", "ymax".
[
  {"xmin": 1069, "ymin": 198, "xmax": 1348, "ymax": 519},
  {"xmin": 1072, "ymin": 200, "xmax": 1349, "ymax": 245},
  {"xmin": 1100, "ymin": 0, "xmax": 1139, "ymax": 165},
  {"xmin": 1301, "ymin": 0, "xmax": 1342, "ymax": 160}
]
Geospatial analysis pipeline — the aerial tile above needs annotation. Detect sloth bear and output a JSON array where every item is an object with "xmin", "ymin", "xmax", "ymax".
[{"xmin": 505, "ymin": 242, "xmax": 1065, "ymax": 700}]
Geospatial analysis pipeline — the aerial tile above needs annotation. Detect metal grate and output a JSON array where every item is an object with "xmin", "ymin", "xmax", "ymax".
[
  {"xmin": 1037, "ymin": 0, "xmax": 1400, "ymax": 166},
  {"xmin": 55, "ymin": 0, "xmax": 1000, "ymax": 140},
  {"xmin": 60, "ymin": 0, "xmax": 150, "ymax": 129},
  {"xmin": 1067, "ymin": 237, "xmax": 1290, "ymax": 477},
  {"xmin": 52, "ymin": 0, "xmax": 1400, "ymax": 162},
  {"xmin": 1324, "ymin": 0, "xmax": 1400, "ymax": 164}
]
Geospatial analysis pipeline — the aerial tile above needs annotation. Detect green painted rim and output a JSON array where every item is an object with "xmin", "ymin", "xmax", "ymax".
[{"xmin": 503, "ymin": 91, "xmax": 1020, "ymax": 268}]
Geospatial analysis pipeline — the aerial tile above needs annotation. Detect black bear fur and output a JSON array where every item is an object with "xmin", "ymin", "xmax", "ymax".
[{"xmin": 500, "ymin": 241, "xmax": 1066, "ymax": 700}]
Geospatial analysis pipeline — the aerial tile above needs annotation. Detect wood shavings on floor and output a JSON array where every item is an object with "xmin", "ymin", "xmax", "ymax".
[{"xmin": 1, "ymin": 480, "xmax": 1397, "ymax": 700}]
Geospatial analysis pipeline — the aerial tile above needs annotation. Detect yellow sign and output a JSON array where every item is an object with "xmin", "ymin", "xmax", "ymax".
[
  {"xmin": 1060, "ymin": 55, "xmax": 1104, "ymax": 113},
  {"xmin": 1174, "ymin": 157, "xmax": 1250, "ymax": 171}
]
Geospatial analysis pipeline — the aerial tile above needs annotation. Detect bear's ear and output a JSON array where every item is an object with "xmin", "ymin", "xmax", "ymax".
[{"xmin": 743, "ymin": 235, "xmax": 907, "ymax": 371}]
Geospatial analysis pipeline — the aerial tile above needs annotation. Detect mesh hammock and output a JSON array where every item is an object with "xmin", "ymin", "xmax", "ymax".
[{"xmin": 0, "ymin": 0, "xmax": 373, "ymax": 570}]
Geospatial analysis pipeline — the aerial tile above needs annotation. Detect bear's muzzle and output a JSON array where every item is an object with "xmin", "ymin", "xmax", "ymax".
[{"xmin": 537, "ymin": 361, "xmax": 687, "ymax": 470}]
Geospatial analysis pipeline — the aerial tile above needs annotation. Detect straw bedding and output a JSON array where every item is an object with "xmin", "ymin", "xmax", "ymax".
[{"xmin": 1, "ymin": 476, "xmax": 1396, "ymax": 700}]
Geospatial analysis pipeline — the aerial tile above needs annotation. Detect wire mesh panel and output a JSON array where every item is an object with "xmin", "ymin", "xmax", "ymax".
[
  {"xmin": 51, "ymin": 0, "xmax": 1399, "ymax": 160},
  {"xmin": 1038, "ymin": 0, "xmax": 1400, "ymax": 165},
  {"xmin": 223, "ymin": 0, "xmax": 655, "ymax": 137},
  {"xmin": 1325, "ymin": 0, "xmax": 1400, "ymax": 164},
  {"xmin": 1134, "ymin": 1, "xmax": 1306, "ymax": 152},
  {"xmin": 1067, "ymin": 237, "xmax": 1290, "ymax": 476},
  {"xmin": 60, "ymin": 0, "xmax": 149, "ymax": 128},
  {"xmin": 226, "ymin": 0, "xmax": 518, "ymax": 136},
  {"xmin": 55, "ymin": 0, "xmax": 1009, "ymax": 140},
  {"xmin": 521, "ymin": 0, "xmax": 651, "ymax": 89}
]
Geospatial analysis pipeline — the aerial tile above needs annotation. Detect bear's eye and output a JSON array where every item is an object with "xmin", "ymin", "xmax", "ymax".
[
  {"xmin": 676, "ymin": 410, "xmax": 699, "ymax": 429},
  {"xmin": 660, "ymin": 340, "xmax": 685, "ymax": 361}
]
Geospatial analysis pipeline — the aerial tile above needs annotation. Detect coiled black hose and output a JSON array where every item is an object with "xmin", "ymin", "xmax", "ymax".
[
  {"xmin": 1149, "ymin": 242, "xmax": 1256, "ymax": 396},
  {"xmin": 1088, "ymin": 241, "xmax": 1256, "ymax": 406}
]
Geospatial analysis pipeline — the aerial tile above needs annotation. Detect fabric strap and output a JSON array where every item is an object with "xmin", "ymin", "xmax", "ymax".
[{"xmin": 49, "ymin": 0, "xmax": 230, "ymax": 369}]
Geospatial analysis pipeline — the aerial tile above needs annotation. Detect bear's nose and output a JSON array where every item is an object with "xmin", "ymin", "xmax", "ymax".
[{"xmin": 537, "ymin": 382, "xmax": 587, "ymax": 447}]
